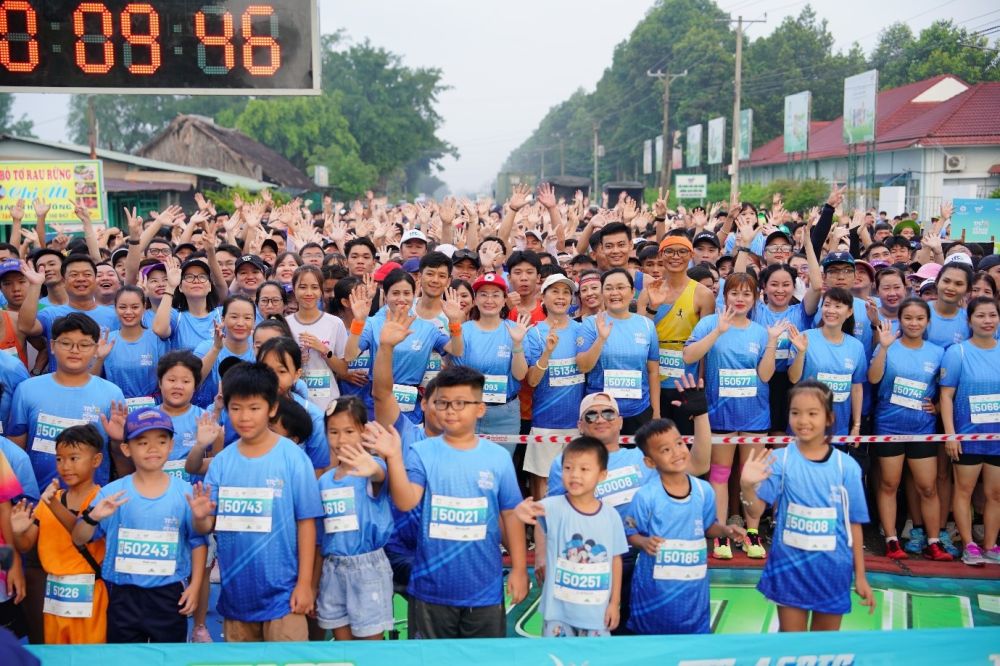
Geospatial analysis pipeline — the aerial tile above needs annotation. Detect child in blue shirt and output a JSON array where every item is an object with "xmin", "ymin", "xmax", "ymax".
[
  {"xmin": 72, "ymin": 407, "xmax": 207, "ymax": 643},
  {"xmin": 369, "ymin": 365, "xmax": 527, "ymax": 639},
  {"xmin": 189, "ymin": 362, "xmax": 324, "ymax": 642},
  {"xmin": 513, "ymin": 436, "xmax": 628, "ymax": 636},
  {"xmin": 314, "ymin": 396, "xmax": 394, "ymax": 640},
  {"xmin": 741, "ymin": 379, "xmax": 874, "ymax": 631}
]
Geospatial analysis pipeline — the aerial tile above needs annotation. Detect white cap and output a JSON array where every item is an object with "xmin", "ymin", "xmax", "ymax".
[
  {"xmin": 436, "ymin": 243, "xmax": 457, "ymax": 258},
  {"xmin": 525, "ymin": 229, "xmax": 544, "ymax": 242},
  {"xmin": 943, "ymin": 252, "xmax": 973, "ymax": 267},
  {"xmin": 541, "ymin": 273, "xmax": 577, "ymax": 294},
  {"xmin": 401, "ymin": 229, "xmax": 428, "ymax": 244},
  {"xmin": 579, "ymin": 392, "xmax": 620, "ymax": 419}
]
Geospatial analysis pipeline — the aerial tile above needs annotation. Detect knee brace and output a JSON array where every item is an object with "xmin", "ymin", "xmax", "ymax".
[{"xmin": 709, "ymin": 463, "xmax": 732, "ymax": 484}]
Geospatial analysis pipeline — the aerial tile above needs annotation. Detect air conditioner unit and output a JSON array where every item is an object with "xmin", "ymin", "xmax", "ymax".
[{"xmin": 944, "ymin": 155, "xmax": 965, "ymax": 172}]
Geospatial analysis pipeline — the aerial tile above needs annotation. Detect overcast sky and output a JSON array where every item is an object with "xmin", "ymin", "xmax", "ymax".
[{"xmin": 11, "ymin": 0, "xmax": 998, "ymax": 195}]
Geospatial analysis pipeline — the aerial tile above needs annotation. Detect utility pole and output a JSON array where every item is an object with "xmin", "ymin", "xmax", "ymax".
[
  {"xmin": 647, "ymin": 68, "xmax": 687, "ymax": 197},
  {"xmin": 87, "ymin": 96, "xmax": 97, "ymax": 159},
  {"xmin": 540, "ymin": 146, "xmax": 546, "ymax": 180},
  {"xmin": 559, "ymin": 135, "xmax": 565, "ymax": 176},
  {"xmin": 718, "ymin": 14, "xmax": 766, "ymax": 203},
  {"xmin": 592, "ymin": 122, "xmax": 600, "ymax": 197}
]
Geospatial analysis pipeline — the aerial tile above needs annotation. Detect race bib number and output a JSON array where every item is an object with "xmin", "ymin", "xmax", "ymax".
[
  {"xmin": 33, "ymin": 414, "xmax": 87, "ymax": 456},
  {"xmin": 114, "ymin": 528, "xmax": 179, "ymax": 576},
  {"xmin": 216, "ymin": 487, "xmax": 274, "ymax": 533},
  {"xmin": 304, "ymin": 370, "xmax": 333, "ymax": 399},
  {"xmin": 393, "ymin": 384, "xmax": 419, "ymax": 413},
  {"xmin": 553, "ymin": 558, "xmax": 611, "ymax": 605},
  {"xmin": 594, "ymin": 465, "xmax": 642, "ymax": 507},
  {"xmin": 125, "ymin": 396, "xmax": 156, "ymax": 414},
  {"xmin": 422, "ymin": 352, "xmax": 443, "ymax": 386},
  {"xmin": 970, "ymin": 394, "xmax": 1000, "ymax": 425},
  {"xmin": 817, "ymin": 372, "xmax": 851, "ymax": 403},
  {"xmin": 348, "ymin": 350, "xmax": 371, "ymax": 373},
  {"xmin": 164, "ymin": 459, "xmax": 190, "ymax": 482},
  {"xmin": 782, "ymin": 502, "xmax": 837, "ymax": 551},
  {"xmin": 889, "ymin": 377, "xmax": 928, "ymax": 411},
  {"xmin": 658, "ymin": 349, "xmax": 685, "ymax": 380},
  {"xmin": 548, "ymin": 358, "xmax": 583, "ymax": 387},
  {"xmin": 322, "ymin": 486, "xmax": 359, "ymax": 533},
  {"xmin": 429, "ymin": 495, "xmax": 488, "ymax": 541},
  {"xmin": 719, "ymin": 368, "xmax": 757, "ymax": 398},
  {"xmin": 483, "ymin": 374, "xmax": 509, "ymax": 404},
  {"xmin": 604, "ymin": 369, "xmax": 642, "ymax": 400},
  {"xmin": 653, "ymin": 538, "xmax": 707, "ymax": 581},
  {"xmin": 44, "ymin": 573, "xmax": 95, "ymax": 618}
]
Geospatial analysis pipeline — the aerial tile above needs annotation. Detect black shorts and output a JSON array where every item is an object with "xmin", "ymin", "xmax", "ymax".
[
  {"xmin": 768, "ymin": 371, "xmax": 791, "ymax": 432},
  {"xmin": 621, "ymin": 406, "xmax": 653, "ymax": 438},
  {"xmin": 955, "ymin": 453, "xmax": 1000, "ymax": 467},
  {"xmin": 659, "ymin": 388, "xmax": 694, "ymax": 436},
  {"xmin": 408, "ymin": 598, "xmax": 505, "ymax": 639},
  {"xmin": 107, "ymin": 582, "xmax": 187, "ymax": 644},
  {"xmin": 872, "ymin": 440, "xmax": 938, "ymax": 459}
]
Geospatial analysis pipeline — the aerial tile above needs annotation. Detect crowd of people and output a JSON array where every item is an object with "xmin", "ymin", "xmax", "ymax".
[{"xmin": 0, "ymin": 180, "xmax": 996, "ymax": 645}]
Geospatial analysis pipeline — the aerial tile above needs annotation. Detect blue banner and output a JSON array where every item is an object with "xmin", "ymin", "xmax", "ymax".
[
  {"xmin": 25, "ymin": 627, "xmax": 1000, "ymax": 665},
  {"xmin": 952, "ymin": 198, "xmax": 1000, "ymax": 242}
]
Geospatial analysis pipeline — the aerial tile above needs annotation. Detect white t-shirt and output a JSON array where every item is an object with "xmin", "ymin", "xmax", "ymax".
[{"xmin": 287, "ymin": 312, "xmax": 348, "ymax": 411}]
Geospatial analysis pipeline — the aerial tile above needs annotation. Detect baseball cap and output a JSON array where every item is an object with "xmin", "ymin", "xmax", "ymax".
[
  {"xmin": 373, "ymin": 261, "xmax": 402, "ymax": 282},
  {"xmin": 452, "ymin": 249, "xmax": 480, "ymax": 268},
  {"xmin": 912, "ymin": 262, "xmax": 941, "ymax": 281},
  {"xmin": 400, "ymin": 229, "xmax": 428, "ymax": 245},
  {"xmin": 174, "ymin": 242, "xmax": 197, "ymax": 257},
  {"xmin": 472, "ymin": 272, "xmax": 508, "ymax": 293},
  {"xmin": 180, "ymin": 257, "xmax": 211, "ymax": 275},
  {"xmin": 139, "ymin": 262, "xmax": 166, "ymax": 278},
  {"xmin": 693, "ymin": 232, "xmax": 720, "ymax": 249},
  {"xmin": 978, "ymin": 254, "xmax": 1000, "ymax": 271},
  {"xmin": 0, "ymin": 258, "xmax": 24, "ymax": 278},
  {"xmin": 855, "ymin": 260, "xmax": 875, "ymax": 281},
  {"xmin": 765, "ymin": 230, "xmax": 793, "ymax": 246},
  {"xmin": 944, "ymin": 252, "xmax": 973, "ymax": 267},
  {"xmin": 822, "ymin": 251, "xmax": 855, "ymax": 268},
  {"xmin": 436, "ymin": 243, "xmax": 457, "ymax": 259},
  {"xmin": 125, "ymin": 406, "xmax": 175, "ymax": 441},
  {"xmin": 578, "ymin": 392, "xmax": 620, "ymax": 420},
  {"xmin": 235, "ymin": 254, "xmax": 267, "ymax": 273},
  {"xmin": 526, "ymin": 230, "xmax": 544, "ymax": 242},
  {"xmin": 110, "ymin": 247, "xmax": 129, "ymax": 265},
  {"xmin": 918, "ymin": 278, "xmax": 937, "ymax": 294},
  {"xmin": 541, "ymin": 274, "xmax": 576, "ymax": 294},
  {"xmin": 401, "ymin": 257, "xmax": 421, "ymax": 273}
]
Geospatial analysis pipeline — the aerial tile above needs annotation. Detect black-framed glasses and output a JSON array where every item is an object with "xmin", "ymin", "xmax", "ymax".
[
  {"xmin": 583, "ymin": 408, "xmax": 618, "ymax": 423},
  {"xmin": 432, "ymin": 399, "xmax": 482, "ymax": 412}
]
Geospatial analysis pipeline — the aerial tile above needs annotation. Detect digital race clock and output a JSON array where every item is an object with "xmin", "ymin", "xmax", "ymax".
[{"xmin": 0, "ymin": 0, "xmax": 319, "ymax": 94}]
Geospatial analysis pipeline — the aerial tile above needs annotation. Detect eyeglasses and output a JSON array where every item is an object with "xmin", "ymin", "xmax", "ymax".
[
  {"xmin": 661, "ymin": 248, "xmax": 692, "ymax": 258},
  {"xmin": 182, "ymin": 274, "xmax": 210, "ymax": 284},
  {"xmin": 583, "ymin": 408, "xmax": 618, "ymax": 423},
  {"xmin": 147, "ymin": 247, "xmax": 171, "ymax": 257},
  {"xmin": 765, "ymin": 245, "xmax": 792, "ymax": 254},
  {"xmin": 825, "ymin": 267, "xmax": 854, "ymax": 276},
  {"xmin": 258, "ymin": 297, "xmax": 284, "ymax": 306},
  {"xmin": 431, "ymin": 399, "xmax": 482, "ymax": 412},
  {"xmin": 603, "ymin": 285, "xmax": 631, "ymax": 293},
  {"xmin": 65, "ymin": 271, "xmax": 95, "ymax": 280},
  {"xmin": 54, "ymin": 339, "xmax": 96, "ymax": 352}
]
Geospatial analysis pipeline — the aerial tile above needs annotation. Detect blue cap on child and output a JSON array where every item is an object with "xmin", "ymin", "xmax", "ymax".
[{"xmin": 125, "ymin": 407, "xmax": 176, "ymax": 441}]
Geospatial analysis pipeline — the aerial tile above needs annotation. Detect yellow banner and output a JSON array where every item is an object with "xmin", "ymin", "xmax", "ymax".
[{"xmin": 0, "ymin": 160, "xmax": 106, "ymax": 225}]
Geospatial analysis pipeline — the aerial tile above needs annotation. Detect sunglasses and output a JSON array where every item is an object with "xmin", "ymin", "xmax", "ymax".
[{"xmin": 583, "ymin": 408, "xmax": 618, "ymax": 424}]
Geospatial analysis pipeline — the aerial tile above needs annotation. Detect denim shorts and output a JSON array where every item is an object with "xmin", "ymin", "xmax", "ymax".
[
  {"xmin": 477, "ymin": 397, "xmax": 521, "ymax": 454},
  {"xmin": 316, "ymin": 548, "xmax": 394, "ymax": 636}
]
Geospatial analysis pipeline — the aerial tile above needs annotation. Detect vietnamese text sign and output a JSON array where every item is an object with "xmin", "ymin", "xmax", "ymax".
[
  {"xmin": 844, "ymin": 69, "xmax": 878, "ymax": 145},
  {"xmin": 675, "ymin": 174, "xmax": 708, "ymax": 199},
  {"xmin": 783, "ymin": 91, "xmax": 811, "ymax": 154},
  {"xmin": 0, "ymin": 160, "xmax": 106, "ymax": 225},
  {"xmin": 952, "ymin": 198, "xmax": 1000, "ymax": 242},
  {"xmin": 739, "ymin": 109, "xmax": 753, "ymax": 161},
  {"xmin": 707, "ymin": 117, "xmax": 725, "ymax": 165},
  {"xmin": 686, "ymin": 125, "xmax": 702, "ymax": 168}
]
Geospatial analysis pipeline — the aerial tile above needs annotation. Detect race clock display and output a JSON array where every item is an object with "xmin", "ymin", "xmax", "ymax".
[{"xmin": 0, "ymin": 0, "xmax": 319, "ymax": 94}]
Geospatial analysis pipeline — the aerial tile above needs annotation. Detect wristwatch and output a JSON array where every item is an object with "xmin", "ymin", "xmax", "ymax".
[
  {"xmin": 645, "ymin": 305, "xmax": 658, "ymax": 315},
  {"xmin": 326, "ymin": 349, "xmax": 334, "ymax": 359}
]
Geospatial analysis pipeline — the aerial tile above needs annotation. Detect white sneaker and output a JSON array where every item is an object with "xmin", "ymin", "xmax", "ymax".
[{"xmin": 901, "ymin": 519, "xmax": 913, "ymax": 541}]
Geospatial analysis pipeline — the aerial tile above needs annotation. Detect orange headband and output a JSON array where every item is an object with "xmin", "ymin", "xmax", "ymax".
[{"xmin": 658, "ymin": 235, "xmax": 694, "ymax": 253}]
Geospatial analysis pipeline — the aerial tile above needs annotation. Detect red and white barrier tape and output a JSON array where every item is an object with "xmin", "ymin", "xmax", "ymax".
[{"xmin": 480, "ymin": 433, "xmax": 1000, "ymax": 446}]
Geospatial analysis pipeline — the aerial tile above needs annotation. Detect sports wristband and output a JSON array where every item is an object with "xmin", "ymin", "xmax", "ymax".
[
  {"xmin": 80, "ymin": 508, "xmax": 99, "ymax": 526},
  {"xmin": 512, "ymin": 347, "xmax": 524, "ymax": 354},
  {"xmin": 449, "ymin": 322, "xmax": 462, "ymax": 336},
  {"xmin": 645, "ymin": 305, "xmax": 658, "ymax": 315},
  {"xmin": 350, "ymin": 320, "xmax": 364, "ymax": 335}
]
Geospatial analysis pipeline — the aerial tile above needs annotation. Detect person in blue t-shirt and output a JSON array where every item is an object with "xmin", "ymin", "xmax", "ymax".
[
  {"xmin": 511, "ymin": 436, "xmax": 628, "ymax": 637},
  {"xmin": 193, "ymin": 296, "xmax": 256, "ymax": 408},
  {"xmin": 684, "ymin": 272, "xmax": 784, "ymax": 561},
  {"xmin": 188, "ymin": 362, "xmax": 323, "ymax": 642},
  {"xmin": 152, "ymin": 256, "xmax": 221, "ymax": 352},
  {"xmin": 72, "ymin": 407, "xmax": 207, "ymax": 643},
  {"xmin": 8, "ymin": 313, "xmax": 128, "ymax": 489},
  {"xmin": 623, "ymin": 419, "xmax": 745, "ymax": 635},
  {"xmin": 928, "ymin": 263, "xmax": 972, "ymax": 349},
  {"xmin": 868, "ymin": 298, "xmax": 952, "ymax": 561},
  {"xmin": 524, "ymin": 274, "xmax": 585, "ymax": 499},
  {"xmin": 315, "ymin": 396, "xmax": 394, "ymax": 640},
  {"xmin": 92, "ymin": 286, "xmax": 166, "ymax": 411},
  {"xmin": 741, "ymin": 380, "xmax": 874, "ymax": 632},
  {"xmin": 0, "ymin": 350, "xmax": 30, "ymax": 434},
  {"xmin": 577, "ymin": 269, "xmax": 660, "ymax": 435},
  {"xmin": 368, "ymin": 365, "xmax": 528, "ymax": 639},
  {"xmin": 940, "ymin": 297, "xmax": 1000, "ymax": 566},
  {"xmin": 789, "ymin": 288, "xmax": 866, "ymax": 438}
]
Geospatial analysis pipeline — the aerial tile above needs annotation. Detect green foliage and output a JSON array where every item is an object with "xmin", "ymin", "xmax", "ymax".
[
  {"xmin": 0, "ymin": 93, "xmax": 33, "ymax": 136},
  {"xmin": 203, "ymin": 187, "xmax": 290, "ymax": 215},
  {"xmin": 872, "ymin": 20, "xmax": 1000, "ymax": 90},
  {"xmin": 989, "ymin": 187, "xmax": 1000, "ymax": 199}
]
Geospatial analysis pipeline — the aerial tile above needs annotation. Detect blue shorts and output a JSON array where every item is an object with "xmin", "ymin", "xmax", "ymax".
[
  {"xmin": 542, "ymin": 620, "xmax": 608, "ymax": 637},
  {"xmin": 316, "ymin": 548, "xmax": 393, "ymax": 637}
]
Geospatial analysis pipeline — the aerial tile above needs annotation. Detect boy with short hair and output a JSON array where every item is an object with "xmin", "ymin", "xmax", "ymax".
[
  {"xmin": 188, "ymin": 362, "xmax": 323, "ymax": 642},
  {"xmin": 623, "ymin": 419, "xmax": 746, "ymax": 635},
  {"xmin": 72, "ymin": 408, "xmax": 207, "ymax": 643},
  {"xmin": 513, "ymin": 436, "xmax": 628, "ymax": 637},
  {"xmin": 371, "ymin": 365, "xmax": 528, "ymax": 639},
  {"xmin": 10, "ymin": 425, "xmax": 108, "ymax": 644}
]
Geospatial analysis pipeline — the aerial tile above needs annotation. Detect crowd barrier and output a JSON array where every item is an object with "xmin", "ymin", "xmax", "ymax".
[
  {"xmin": 23, "ymin": 627, "xmax": 1000, "ymax": 665},
  {"xmin": 482, "ymin": 433, "xmax": 1000, "ymax": 445}
]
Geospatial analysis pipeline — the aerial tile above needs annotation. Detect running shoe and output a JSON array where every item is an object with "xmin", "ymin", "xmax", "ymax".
[
  {"xmin": 904, "ymin": 527, "xmax": 927, "ymax": 554},
  {"xmin": 962, "ymin": 543, "xmax": 987, "ymax": 567},
  {"xmin": 713, "ymin": 537, "xmax": 733, "ymax": 560},
  {"xmin": 743, "ymin": 529, "xmax": 766, "ymax": 559},
  {"xmin": 985, "ymin": 546, "xmax": 1000, "ymax": 564},
  {"xmin": 922, "ymin": 542, "xmax": 953, "ymax": 562},
  {"xmin": 191, "ymin": 624, "xmax": 213, "ymax": 643},
  {"xmin": 937, "ymin": 530, "xmax": 960, "ymax": 558},
  {"xmin": 885, "ymin": 539, "xmax": 908, "ymax": 560}
]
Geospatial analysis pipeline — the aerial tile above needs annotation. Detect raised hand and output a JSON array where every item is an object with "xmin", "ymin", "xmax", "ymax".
[
  {"xmin": 876, "ymin": 319, "xmax": 896, "ymax": 348},
  {"xmin": 339, "ymin": 441, "xmax": 383, "ymax": 478},
  {"xmin": 506, "ymin": 313, "xmax": 531, "ymax": 344},
  {"xmin": 10, "ymin": 499, "xmax": 36, "ymax": 535},
  {"xmin": 740, "ymin": 448, "xmax": 774, "ymax": 488},
  {"xmin": 360, "ymin": 421, "xmax": 403, "ymax": 461},
  {"xmin": 186, "ymin": 483, "xmax": 217, "ymax": 521},
  {"xmin": 508, "ymin": 183, "xmax": 532, "ymax": 212},
  {"xmin": 9, "ymin": 198, "xmax": 24, "ymax": 223},
  {"xmin": 88, "ymin": 490, "xmax": 128, "ymax": 521},
  {"xmin": 671, "ymin": 373, "xmax": 708, "ymax": 419},
  {"xmin": 788, "ymin": 325, "xmax": 808, "ymax": 353},
  {"xmin": 20, "ymin": 260, "xmax": 45, "ymax": 286},
  {"xmin": 100, "ymin": 401, "xmax": 128, "ymax": 442},
  {"xmin": 536, "ymin": 183, "xmax": 556, "ymax": 209},
  {"xmin": 827, "ymin": 184, "xmax": 847, "ymax": 209},
  {"xmin": 349, "ymin": 283, "xmax": 373, "ymax": 322},
  {"xmin": 96, "ymin": 328, "xmax": 115, "ymax": 360},
  {"xmin": 212, "ymin": 321, "xmax": 225, "ymax": 350},
  {"xmin": 645, "ymin": 278, "xmax": 668, "ymax": 310},
  {"xmin": 717, "ymin": 306, "xmax": 736, "ymax": 335},
  {"xmin": 544, "ymin": 328, "xmax": 559, "ymax": 353},
  {"xmin": 196, "ymin": 409, "xmax": 222, "ymax": 448},
  {"xmin": 596, "ymin": 311, "xmax": 613, "ymax": 340},
  {"xmin": 442, "ymin": 287, "xmax": 465, "ymax": 323},
  {"xmin": 379, "ymin": 309, "xmax": 415, "ymax": 347},
  {"xmin": 32, "ymin": 197, "xmax": 51, "ymax": 220},
  {"xmin": 164, "ymin": 256, "xmax": 182, "ymax": 290},
  {"xmin": 767, "ymin": 320, "xmax": 791, "ymax": 344},
  {"xmin": 512, "ymin": 497, "xmax": 545, "ymax": 525}
]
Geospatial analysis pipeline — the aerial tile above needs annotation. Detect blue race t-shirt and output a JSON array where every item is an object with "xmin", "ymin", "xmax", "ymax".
[
  {"xmin": 291, "ymin": 392, "xmax": 332, "ymax": 470},
  {"xmin": 8, "ymin": 374, "xmax": 125, "ymax": 488},
  {"xmin": 940, "ymin": 340, "xmax": 1000, "ymax": 455},
  {"xmin": 0, "ymin": 436, "xmax": 40, "ymax": 501},
  {"xmin": 537, "ymin": 494, "xmax": 627, "ymax": 631},
  {"xmin": 873, "ymin": 340, "xmax": 943, "ymax": 436},
  {"xmin": 37, "ymin": 304, "xmax": 119, "ymax": 372},
  {"xmin": 91, "ymin": 474, "xmax": 206, "ymax": 588},
  {"xmin": 455, "ymin": 321, "xmax": 521, "ymax": 404},
  {"xmin": 161, "ymin": 404, "xmax": 208, "ymax": 483},
  {"xmin": 548, "ymin": 447, "xmax": 656, "ymax": 519},
  {"xmin": 204, "ymin": 436, "xmax": 324, "ymax": 622},
  {"xmin": 0, "ymin": 352, "xmax": 30, "ymax": 434},
  {"xmin": 405, "ymin": 436, "xmax": 522, "ymax": 607},
  {"xmin": 317, "ymin": 460, "xmax": 394, "ymax": 557},
  {"xmin": 577, "ymin": 314, "xmax": 659, "ymax": 417},
  {"xmin": 384, "ymin": 413, "xmax": 425, "ymax": 560},
  {"xmin": 793, "ymin": 329, "xmax": 866, "ymax": 435},
  {"xmin": 752, "ymin": 302, "xmax": 812, "ymax": 372},
  {"xmin": 103, "ymin": 329, "xmax": 166, "ymax": 402},
  {"xmin": 927, "ymin": 305, "xmax": 969, "ymax": 350},
  {"xmin": 193, "ymin": 341, "xmax": 255, "ymax": 408},
  {"xmin": 524, "ymin": 320, "xmax": 585, "ymax": 429},
  {"xmin": 169, "ymin": 309, "xmax": 221, "ymax": 352}
]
